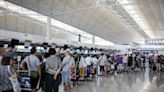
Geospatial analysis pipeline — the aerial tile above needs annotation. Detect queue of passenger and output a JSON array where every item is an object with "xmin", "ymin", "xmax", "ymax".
[{"xmin": 1, "ymin": 46, "xmax": 164, "ymax": 92}]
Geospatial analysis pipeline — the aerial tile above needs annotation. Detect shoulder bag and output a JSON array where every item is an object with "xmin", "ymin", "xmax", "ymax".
[{"xmin": 7, "ymin": 65, "xmax": 21, "ymax": 92}]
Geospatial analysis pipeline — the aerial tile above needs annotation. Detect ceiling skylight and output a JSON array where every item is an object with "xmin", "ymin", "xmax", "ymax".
[{"xmin": 117, "ymin": 0, "xmax": 155, "ymax": 38}]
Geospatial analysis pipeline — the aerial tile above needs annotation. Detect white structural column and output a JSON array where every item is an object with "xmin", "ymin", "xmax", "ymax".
[
  {"xmin": 46, "ymin": 16, "xmax": 51, "ymax": 40},
  {"xmin": 92, "ymin": 35, "xmax": 95, "ymax": 46}
]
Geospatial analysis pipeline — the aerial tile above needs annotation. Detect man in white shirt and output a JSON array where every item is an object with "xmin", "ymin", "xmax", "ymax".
[{"xmin": 85, "ymin": 55, "xmax": 91, "ymax": 66}]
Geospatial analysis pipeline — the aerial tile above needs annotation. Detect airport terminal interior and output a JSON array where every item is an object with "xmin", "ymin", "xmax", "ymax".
[{"xmin": 0, "ymin": 0, "xmax": 164, "ymax": 92}]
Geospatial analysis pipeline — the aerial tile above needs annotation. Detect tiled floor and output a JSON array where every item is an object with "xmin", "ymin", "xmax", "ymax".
[{"xmin": 59, "ymin": 69, "xmax": 164, "ymax": 92}]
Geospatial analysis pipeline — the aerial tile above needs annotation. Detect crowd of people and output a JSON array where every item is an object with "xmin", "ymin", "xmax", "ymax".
[{"xmin": 1, "ymin": 46, "xmax": 164, "ymax": 92}]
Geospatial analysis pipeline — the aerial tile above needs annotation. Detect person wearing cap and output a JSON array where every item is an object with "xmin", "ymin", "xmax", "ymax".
[{"xmin": 62, "ymin": 49, "xmax": 75, "ymax": 92}]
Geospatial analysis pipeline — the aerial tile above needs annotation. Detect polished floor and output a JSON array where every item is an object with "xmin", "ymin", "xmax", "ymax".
[{"xmin": 59, "ymin": 69, "xmax": 164, "ymax": 92}]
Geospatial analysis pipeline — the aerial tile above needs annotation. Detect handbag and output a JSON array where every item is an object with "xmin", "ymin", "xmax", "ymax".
[
  {"xmin": 30, "ymin": 71, "xmax": 39, "ymax": 78},
  {"xmin": 7, "ymin": 65, "xmax": 21, "ymax": 92}
]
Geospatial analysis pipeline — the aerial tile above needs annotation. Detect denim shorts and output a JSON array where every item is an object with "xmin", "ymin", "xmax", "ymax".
[{"xmin": 62, "ymin": 71, "xmax": 71, "ymax": 83}]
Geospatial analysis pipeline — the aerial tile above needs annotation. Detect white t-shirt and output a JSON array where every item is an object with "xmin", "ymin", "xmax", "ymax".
[
  {"xmin": 99, "ymin": 56, "xmax": 107, "ymax": 66},
  {"xmin": 85, "ymin": 56, "xmax": 91, "ymax": 66},
  {"xmin": 111, "ymin": 64, "xmax": 115, "ymax": 69},
  {"xmin": 92, "ymin": 57, "xmax": 98, "ymax": 65},
  {"xmin": 23, "ymin": 55, "xmax": 40, "ymax": 71},
  {"xmin": 123, "ymin": 55, "xmax": 128, "ymax": 63}
]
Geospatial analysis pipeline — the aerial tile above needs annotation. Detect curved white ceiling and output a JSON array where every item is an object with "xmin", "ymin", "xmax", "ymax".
[{"xmin": 3, "ymin": 0, "xmax": 163, "ymax": 44}]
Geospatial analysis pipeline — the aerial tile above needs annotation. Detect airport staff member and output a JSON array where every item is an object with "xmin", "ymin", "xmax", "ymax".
[{"xmin": 21, "ymin": 47, "xmax": 41, "ymax": 92}]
